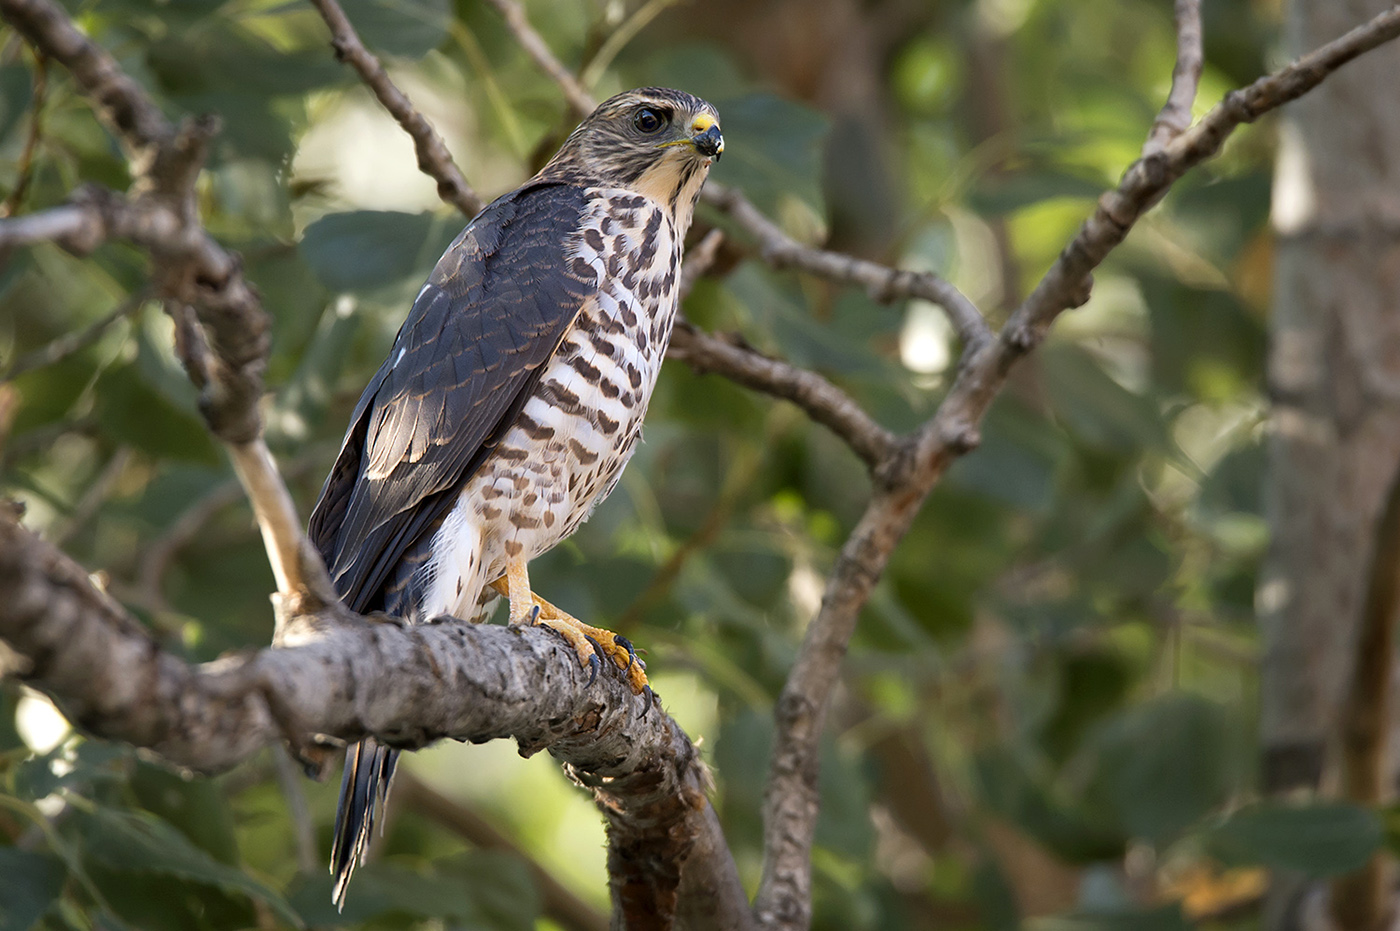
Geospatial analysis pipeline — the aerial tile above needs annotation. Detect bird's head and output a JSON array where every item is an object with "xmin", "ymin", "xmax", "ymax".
[{"xmin": 544, "ymin": 87, "xmax": 722, "ymax": 218}]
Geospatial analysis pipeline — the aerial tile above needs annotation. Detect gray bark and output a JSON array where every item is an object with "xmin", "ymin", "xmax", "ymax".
[{"xmin": 1261, "ymin": 0, "xmax": 1400, "ymax": 925}]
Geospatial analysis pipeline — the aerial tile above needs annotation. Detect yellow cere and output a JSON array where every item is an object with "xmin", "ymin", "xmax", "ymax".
[{"xmin": 691, "ymin": 113, "xmax": 718, "ymax": 134}]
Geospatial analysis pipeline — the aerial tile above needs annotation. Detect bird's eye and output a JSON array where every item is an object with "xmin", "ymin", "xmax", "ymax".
[{"xmin": 633, "ymin": 107, "xmax": 665, "ymax": 134}]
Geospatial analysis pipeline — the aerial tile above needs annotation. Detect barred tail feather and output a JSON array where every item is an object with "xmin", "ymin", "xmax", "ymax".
[{"xmin": 330, "ymin": 739, "xmax": 400, "ymax": 909}]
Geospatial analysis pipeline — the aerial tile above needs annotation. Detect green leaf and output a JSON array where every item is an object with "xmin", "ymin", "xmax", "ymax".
[
  {"xmin": 300, "ymin": 210, "xmax": 460, "ymax": 296},
  {"xmin": 0, "ymin": 849, "xmax": 65, "ymax": 931},
  {"xmin": 338, "ymin": 0, "xmax": 452, "ymax": 58},
  {"xmin": 709, "ymin": 93, "xmax": 829, "ymax": 219},
  {"xmin": 1086, "ymin": 694, "xmax": 1235, "ymax": 845},
  {"xmin": 0, "ymin": 64, "xmax": 32, "ymax": 144},
  {"xmin": 80, "ymin": 807, "xmax": 302, "ymax": 927},
  {"xmin": 130, "ymin": 762, "xmax": 241, "ymax": 866},
  {"xmin": 92, "ymin": 365, "xmax": 221, "ymax": 465},
  {"xmin": 146, "ymin": 25, "xmax": 344, "ymax": 96},
  {"xmin": 1206, "ymin": 802, "xmax": 1382, "ymax": 876}
]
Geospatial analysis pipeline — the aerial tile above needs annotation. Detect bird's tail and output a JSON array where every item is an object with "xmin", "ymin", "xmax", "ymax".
[{"xmin": 330, "ymin": 738, "xmax": 399, "ymax": 909}]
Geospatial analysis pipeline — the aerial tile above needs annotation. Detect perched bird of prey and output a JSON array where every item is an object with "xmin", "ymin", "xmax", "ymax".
[{"xmin": 307, "ymin": 87, "xmax": 722, "ymax": 906}]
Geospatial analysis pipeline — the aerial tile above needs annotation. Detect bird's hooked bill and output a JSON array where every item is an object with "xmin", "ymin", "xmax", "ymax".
[{"xmin": 691, "ymin": 118, "xmax": 723, "ymax": 160}]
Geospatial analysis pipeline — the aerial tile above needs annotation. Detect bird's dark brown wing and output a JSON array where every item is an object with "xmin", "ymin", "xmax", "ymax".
[{"xmin": 307, "ymin": 181, "xmax": 596, "ymax": 614}]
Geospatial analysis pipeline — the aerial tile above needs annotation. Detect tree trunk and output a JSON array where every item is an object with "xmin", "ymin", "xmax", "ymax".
[{"xmin": 1261, "ymin": 0, "xmax": 1400, "ymax": 926}]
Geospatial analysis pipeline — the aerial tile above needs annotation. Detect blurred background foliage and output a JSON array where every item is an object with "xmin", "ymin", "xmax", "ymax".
[{"xmin": 0, "ymin": 0, "xmax": 1381, "ymax": 928}]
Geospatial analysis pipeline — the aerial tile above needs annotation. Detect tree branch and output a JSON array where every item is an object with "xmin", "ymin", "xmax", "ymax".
[
  {"xmin": 0, "ymin": 0, "xmax": 328, "ymax": 616},
  {"xmin": 484, "ymin": 0, "xmax": 595, "ymax": 120},
  {"xmin": 753, "ymin": 8, "xmax": 1400, "ymax": 928},
  {"xmin": 667, "ymin": 321, "xmax": 895, "ymax": 469},
  {"xmin": 306, "ymin": 0, "xmax": 482, "ymax": 217},
  {"xmin": 701, "ymin": 183, "xmax": 991, "ymax": 351},
  {"xmin": 1143, "ymin": 0, "xmax": 1204, "ymax": 157},
  {"xmin": 0, "ymin": 511, "xmax": 752, "ymax": 929}
]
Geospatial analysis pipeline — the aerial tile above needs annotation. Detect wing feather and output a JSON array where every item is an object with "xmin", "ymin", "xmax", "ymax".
[{"xmin": 308, "ymin": 182, "xmax": 597, "ymax": 613}]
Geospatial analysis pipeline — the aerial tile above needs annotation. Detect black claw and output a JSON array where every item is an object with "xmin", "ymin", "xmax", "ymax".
[
  {"xmin": 583, "ymin": 635, "xmax": 604, "ymax": 687},
  {"xmin": 640, "ymin": 686, "xmax": 654, "ymax": 719},
  {"xmin": 614, "ymin": 634, "xmax": 637, "ymax": 673},
  {"xmin": 527, "ymin": 604, "xmax": 541, "ymax": 624}
]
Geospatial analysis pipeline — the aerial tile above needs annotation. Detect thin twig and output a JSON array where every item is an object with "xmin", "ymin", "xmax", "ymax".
[
  {"xmin": 0, "ymin": 0, "xmax": 328, "ymax": 611},
  {"xmin": 49, "ymin": 446, "xmax": 132, "ymax": 548},
  {"xmin": 2, "ymin": 288, "xmax": 148, "ymax": 381},
  {"xmin": 305, "ymin": 0, "xmax": 482, "ymax": 217},
  {"xmin": 668, "ymin": 321, "xmax": 896, "ymax": 469},
  {"xmin": 1143, "ymin": 0, "xmax": 1205, "ymax": 157},
  {"xmin": 395, "ymin": 772, "xmax": 609, "ymax": 931},
  {"xmin": 271, "ymin": 746, "xmax": 319, "ymax": 875},
  {"xmin": 0, "ymin": 44, "xmax": 46, "ymax": 218},
  {"xmin": 484, "ymin": 0, "xmax": 596, "ymax": 119},
  {"xmin": 134, "ymin": 476, "xmax": 246, "ymax": 613},
  {"xmin": 702, "ymin": 183, "xmax": 991, "ymax": 351}
]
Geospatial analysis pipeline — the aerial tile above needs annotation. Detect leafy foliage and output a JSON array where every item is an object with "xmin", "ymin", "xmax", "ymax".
[{"xmin": 0, "ymin": 0, "xmax": 1374, "ymax": 928}]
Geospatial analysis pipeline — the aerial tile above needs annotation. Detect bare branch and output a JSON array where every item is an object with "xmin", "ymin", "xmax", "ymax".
[
  {"xmin": 0, "ymin": 0, "xmax": 325, "ymax": 607},
  {"xmin": 0, "ymin": 512, "xmax": 749, "ymax": 931},
  {"xmin": 395, "ymin": 772, "xmax": 610, "ymax": 931},
  {"xmin": 133, "ymin": 477, "xmax": 246, "ymax": 614},
  {"xmin": 484, "ymin": 0, "xmax": 596, "ymax": 119},
  {"xmin": 753, "ymin": 8, "xmax": 1400, "ymax": 928},
  {"xmin": 0, "ymin": 200, "xmax": 103, "ymax": 253},
  {"xmin": 227, "ymin": 440, "xmax": 331, "ymax": 624},
  {"xmin": 1143, "ymin": 0, "xmax": 1204, "ymax": 156},
  {"xmin": 668, "ymin": 321, "xmax": 895, "ymax": 469},
  {"xmin": 702, "ymin": 183, "xmax": 991, "ymax": 351},
  {"xmin": 0, "ymin": 0, "xmax": 170, "ymax": 169},
  {"xmin": 999, "ymin": 2, "xmax": 1400, "ymax": 374},
  {"xmin": 306, "ymin": 0, "xmax": 482, "ymax": 217},
  {"xmin": 271, "ymin": 746, "xmax": 319, "ymax": 875}
]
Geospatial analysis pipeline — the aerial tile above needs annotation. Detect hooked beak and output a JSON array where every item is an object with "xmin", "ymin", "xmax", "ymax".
[{"xmin": 690, "ymin": 115, "xmax": 723, "ymax": 161}]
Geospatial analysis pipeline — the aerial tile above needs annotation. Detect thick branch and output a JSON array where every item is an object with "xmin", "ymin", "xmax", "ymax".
[
  {"xmin": 1143, "ymin": 0, "xmax": 1204, "ymax": 156},
  {"xmin": 0, "ymin": 512, "xmax": 751, "ymax": 930},
  {"xmin": 306, "ymin": 0, "xmax": 482, "ymax": 217}
]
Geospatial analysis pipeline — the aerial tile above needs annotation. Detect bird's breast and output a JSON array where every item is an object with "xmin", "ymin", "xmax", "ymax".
[{"xmin": 429, "ymin": 192, "xmax": 682, "ymax": 618}]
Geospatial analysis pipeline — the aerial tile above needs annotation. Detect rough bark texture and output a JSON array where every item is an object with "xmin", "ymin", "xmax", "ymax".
[
  {"xmin": 0, "ymin": 511, "xmax": 740, "ymax": 929},
  {"xmin": 1261, "ymin": 0, "xmax": 1400, "ymax": 926}
]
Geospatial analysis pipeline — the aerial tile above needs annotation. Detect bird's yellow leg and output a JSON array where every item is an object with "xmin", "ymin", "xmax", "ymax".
[
  {"xmin": 490, "ymin": 567, "xmax": 649, "ymax": 696},
  {"xmin": 503, "ymin": 557, "xmax": 535, "ymax": 626}
]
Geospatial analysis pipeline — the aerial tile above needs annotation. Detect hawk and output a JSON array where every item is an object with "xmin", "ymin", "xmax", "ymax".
[{"xmin": 307, "ymin": 87, "xmax": 722, "ymax": 905}]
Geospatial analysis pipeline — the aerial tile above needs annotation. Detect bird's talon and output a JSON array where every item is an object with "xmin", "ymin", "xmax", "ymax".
[
  {"xmin": 640, "ymin": 686, "xmax": 654, "ymax": 719},
  {"xmin": 527, "ymin": 604, "xmax": 541, "ymax": 625},
  {"xmin": 614, "ymin": 634, "xmax": 637, "ymax": 672},
  {"xmin": 586, "ymin": 654, "xmax": 600, "ymax": 688}
]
